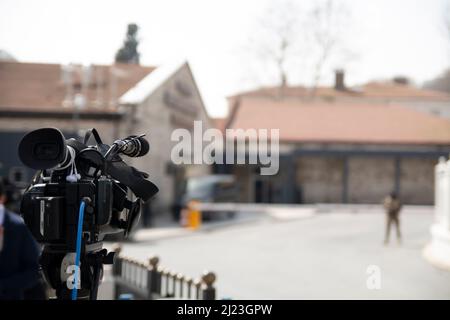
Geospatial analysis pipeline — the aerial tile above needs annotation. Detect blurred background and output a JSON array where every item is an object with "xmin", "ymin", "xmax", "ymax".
[{"xmin": 1, "ymin": 0, "xmax": 450, "ymax": 299}]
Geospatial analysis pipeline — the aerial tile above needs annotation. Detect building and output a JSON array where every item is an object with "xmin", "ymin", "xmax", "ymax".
[
  {"xmin": 218, "ymin": 72, "xmax": 450, "ymax": 205},
  {"xmin": 0, "ymin": 60, "xmax": 212, "ymax": 215},
  {"xmin": 230, "ymin": 71, "xmax": 450, "ymax": 118},
  {"xmin": 119, "ymin": 60, "xmax": 212, "ymax": 214}
]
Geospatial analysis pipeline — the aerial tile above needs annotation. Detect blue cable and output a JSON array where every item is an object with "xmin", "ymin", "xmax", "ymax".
[{"xmin": 72, "ymin": 200, "xmax": 86, "ymax": 300}]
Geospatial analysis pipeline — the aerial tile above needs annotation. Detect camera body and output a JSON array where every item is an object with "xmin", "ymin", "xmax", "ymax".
[
  {"xmin": 21, "ymin": 178, "xmax": 129, "ymax": 246},
  {"xmin": 18, "ymin": 127, "xmax": 158, "ymax": 299}
]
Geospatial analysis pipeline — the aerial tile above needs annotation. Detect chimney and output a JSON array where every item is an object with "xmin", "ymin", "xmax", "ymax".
[
  {"xmin": 334, "ymin": 69, "xmax": 345, "ymax": 91},
  {"xmin": 392, "ymin": 76, "xmax": 409, "ymax": 86}
]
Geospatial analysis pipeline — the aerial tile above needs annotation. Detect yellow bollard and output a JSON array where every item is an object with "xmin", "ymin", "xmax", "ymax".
[{"xmin": 187, "ymin": 200, "xmax": 201, "ymax": 230}]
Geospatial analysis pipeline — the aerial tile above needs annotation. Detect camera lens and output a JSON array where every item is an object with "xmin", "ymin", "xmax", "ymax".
[
  {"xmin": 18, "ymin": 128, "xmax": 67, "ymax": 170},
  {"xmin": 33, "ymin": 143, "xmax": 60, "ymax": 160}
]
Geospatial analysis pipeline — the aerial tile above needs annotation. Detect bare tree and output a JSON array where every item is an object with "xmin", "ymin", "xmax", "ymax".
[
  {"xmin": 246, "ymin": 0, "xmax": 350, "ymax": 98},
  {"xmin": 425, "ymin": 1, "xmax": 450, "ymax": 93},
  {"xmin": 249, "ymin": 0, "xmax": 303, "ymax": 96},
  {"xmin": 308, "ymin": 0, "xmax": 349, "ymax": 95}
]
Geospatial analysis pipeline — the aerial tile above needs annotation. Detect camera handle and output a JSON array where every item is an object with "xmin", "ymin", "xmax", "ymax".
[{"xmin": 83, "ymin": 128, "xmax": 103, "ymax": 145}]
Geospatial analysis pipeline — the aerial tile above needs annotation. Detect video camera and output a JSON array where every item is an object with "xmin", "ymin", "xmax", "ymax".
[{"xmin": 18, "ymin": 127, "xmax": 158, "ymax": 300}]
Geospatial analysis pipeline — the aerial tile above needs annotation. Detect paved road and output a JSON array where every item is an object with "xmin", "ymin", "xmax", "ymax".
[{"xmin": 105, "ymin": 206, "xmax": 450, "ymax": 299}]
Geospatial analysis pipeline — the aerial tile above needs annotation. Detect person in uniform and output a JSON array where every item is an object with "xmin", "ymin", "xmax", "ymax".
[{"xmin": 383, "ymin": 192, "xmax": 402, "ymax": 245}]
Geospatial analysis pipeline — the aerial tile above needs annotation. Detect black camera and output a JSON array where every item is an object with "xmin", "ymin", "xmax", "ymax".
[{"xmin": 18, "ymin": 127, "xmax": 158, "ymax": 300}]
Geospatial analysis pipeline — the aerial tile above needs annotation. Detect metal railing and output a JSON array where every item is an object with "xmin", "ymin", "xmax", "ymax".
[{"xmin": 111, "ymin": 244, "xmax": 216, "ymax": 300}]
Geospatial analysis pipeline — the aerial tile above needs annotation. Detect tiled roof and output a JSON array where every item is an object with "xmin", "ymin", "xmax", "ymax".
[
  {"xmin": 230, "ymin": 82, "xmax": 450, "ymax": 101},
  {"xmin": 227, "ymin": 97, "xmax": 450, "ymax": 145},
  {"xmin": 0, "ymin": 61, "xmax": 154, "ymax": 113}
]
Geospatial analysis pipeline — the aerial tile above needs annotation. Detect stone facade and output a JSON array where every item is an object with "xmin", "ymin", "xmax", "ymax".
[
  {"xmin": 347, "ymin": 156, "xmax": 396, "ymax": 204},
  {"xmin": 121, "ymin": 63, "xmax": 212, "ymax": 214},
  {"xmin": 231, "ymin": 143, "xmax": 442, "ymax": 205},
  {"xmin": 298, "ymin": 154, "xmax": 437, "ymax": 205},
  {"xmin": 400, "ymin": 157, "xmax": 435, "ymax": 204},
  {"xmin": 296, "ymin": 156, "xmax": 344, "ymax": 203}
]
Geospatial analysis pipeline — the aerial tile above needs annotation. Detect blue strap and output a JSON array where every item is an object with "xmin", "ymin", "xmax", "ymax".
[{"xmin": 72, "ymin": 201, "xmax": 86, "ymax": 300}]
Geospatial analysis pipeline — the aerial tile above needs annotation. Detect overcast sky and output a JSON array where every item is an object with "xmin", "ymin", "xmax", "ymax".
[{"xmin": 0, "ymin": 0, "xmax": 449, "ymax": 117}]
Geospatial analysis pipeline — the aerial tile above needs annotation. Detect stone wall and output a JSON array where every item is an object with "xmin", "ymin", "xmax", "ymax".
[
  {"xmin": 400, "ymin": 157, "xmax": 435, "ymax": 205},
  {"xmin": 125, "ymin": 63, "xmax": 212, "ymax": 214},
  {"xmin": 347, "ymin": 156, "xmax": 395, "ymax": 204},
  {"xmin": 293, "ymin": 154, "xmax": 436, "ymax": 204},
  {"xmin": 296, "ymin": 156, "xmax": 344, "ymax": 203}
]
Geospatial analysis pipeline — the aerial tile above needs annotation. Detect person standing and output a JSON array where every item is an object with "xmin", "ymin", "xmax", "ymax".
[
  {"xmin": 0, "ymin": 181, "xmax": 41, "ymax": 299},
  {"xmin": 383, "ymin": 192, "xmax": 402, "ymax": 245}
]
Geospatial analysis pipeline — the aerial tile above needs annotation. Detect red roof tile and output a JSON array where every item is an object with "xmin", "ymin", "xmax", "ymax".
[
  {"xmin": 0, "ymin": 61, "xmax": 154, "ymax": 112},
  {"xmin": 227, "ymin": 97, "xmax": 450, "ymax": 145},
  {"xmin": 230, "ymin": 82, "xmax": 450, "ymax": 101}
]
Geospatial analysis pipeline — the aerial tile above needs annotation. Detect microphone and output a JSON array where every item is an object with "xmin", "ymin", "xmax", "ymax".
[{"xmin": 114, "ymin": 135, "xmax": 149, "ymax": 157}]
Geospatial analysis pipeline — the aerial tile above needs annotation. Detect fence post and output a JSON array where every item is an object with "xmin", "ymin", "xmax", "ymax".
[
  {"xmin": 177, "ymin": 273, "xmax": 185, "ymax": 298},
  {"xmin": 194, "ymin": 278, "xmax": 202, "ymax": 299},
  {"xmin": 163, "ymin": 269, "xmax": 173, "ymax": 297},
  {"xmin": 112, "ymin": 244, "xmax": 123, "ymax": 300},
  {"xmin": 141, "ymin": 262, "xmax": 148, "ymax": 288},
  {"xmin": 112, "ymin": 243, "xmax": 123, "ymax": 276},
  {"xmin": 201, "ymin": 271, "xmax": 216, "ymax": 300},
  {"xmin": 131, "ymin": 258, "xmax": 138, "ymax": 284},
  {"xmin": 170, "ymin": 271, "xmax": 178, "ymax": 297},
  {"xmin": 110, "ymin": 245, "xmax": 217, "ymax": 300},
  {"xmin": 186, "ymin": 277, "xmax": 193, "ymax": 299},
  {"xmin": 147, "ymin": 256, "xmax": 161, "ymax": 299}
]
